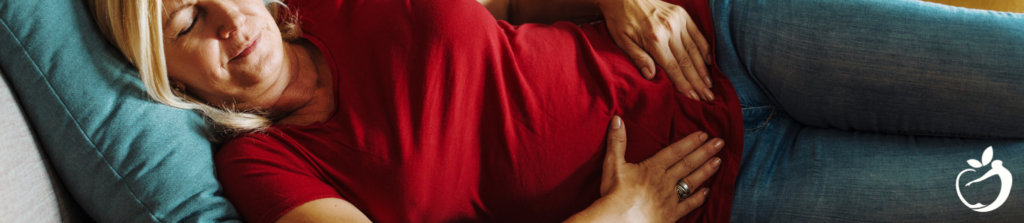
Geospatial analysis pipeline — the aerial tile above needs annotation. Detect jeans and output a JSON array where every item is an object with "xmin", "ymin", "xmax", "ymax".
[{"xmin": 708, "ymin": 0, "xmax": 1024, "ymax": 221}]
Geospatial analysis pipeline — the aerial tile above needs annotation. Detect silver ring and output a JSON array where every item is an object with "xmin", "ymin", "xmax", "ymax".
[{"xmin": 676, "ymin": 179, "xmax": 690, "ymax": 200}]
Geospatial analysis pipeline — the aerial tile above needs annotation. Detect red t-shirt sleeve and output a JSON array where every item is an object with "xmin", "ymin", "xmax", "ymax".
[{"xmin": 215, "ymin": 132, "xmax": 343, "ymax": 223}]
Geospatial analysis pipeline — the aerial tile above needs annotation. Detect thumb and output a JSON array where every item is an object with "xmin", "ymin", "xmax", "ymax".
[
  {"xmin": 605, "ymin": 115, "xmax": 627, "ymax": 167},
  {"xmin": 601, "ymin": 115, "xmax": 628, "ymax": 195}
]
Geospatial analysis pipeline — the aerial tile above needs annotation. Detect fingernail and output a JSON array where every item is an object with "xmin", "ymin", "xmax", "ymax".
[
  {"xmin": 688, "ymin": 90, "xmax": 699, "ymax": 100},
  {"xmin": 699, "ymin": 132, "xmax": 708, "ymax": 141},
  {"xmin": 713, "ymin": 139, "xmax": 724, "ymax": 149},
  {"xmin": 641, "ymin": 67, "xmax": 652, "ymax": 80},
  {"xmin": 703, "ymin": 88, "xmax": 715, "ymax": 101},
  {"xmin": 613, "ymin": 116, "xmax": 622, "ymax": 129},
  {"xmin": 712, "ymin": 157, "xmax": 721, "ymax": 168},
  {"xmin": 703, "ymin": 76, "xmax": 713, "ymax": 88},
  {"xmin": 703, "ymin": 189, "xmax": 709, "ymax": 196}
]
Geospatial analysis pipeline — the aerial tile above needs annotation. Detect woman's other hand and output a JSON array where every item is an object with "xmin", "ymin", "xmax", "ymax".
[
  {"xmin": 600, "ymin": 0, "xmax": 713, "ymax": 101},
  {"xmin": 566, "ymin": 116, "xmax": 723, "ymax": 222}
]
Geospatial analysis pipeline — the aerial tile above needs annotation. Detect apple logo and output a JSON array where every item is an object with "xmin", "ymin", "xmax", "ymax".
[{"xmin": 956, "ymin": 146, "xmax": 1012, "ymax": 212}]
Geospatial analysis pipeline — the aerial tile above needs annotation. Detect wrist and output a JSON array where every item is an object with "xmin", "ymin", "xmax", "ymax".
[
  {"xmin": 596, "ymin": 0, "xmax": 648, "ymax": 21},
  {"xmin": 566, "ymin": 196, "xmax": 629, "ymax": 223},
  {"xmin": 567, "ymin": 190, "xmax": 653, "ymax": 223},
  {"xmin": 594, "ymin": 0, "xmax": 618, "ymax": 12}
]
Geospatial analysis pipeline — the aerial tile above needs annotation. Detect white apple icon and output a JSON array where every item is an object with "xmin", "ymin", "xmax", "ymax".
[{"xmin": 956, "ymin": 146, "xmax": 1012, "ymax": 212}]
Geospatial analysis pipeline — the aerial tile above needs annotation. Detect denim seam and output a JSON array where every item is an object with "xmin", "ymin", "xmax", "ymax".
[
  {"xmin": 740, "ymin": 104, "xmax": 774, "ymax": 110},
  {"xmin": 743, "ymin": 106, "xmax": 776, "ymax": 134},
  {"xmin": 880, "ymin": 129, "xmax": 1010, "ymax": 139}
]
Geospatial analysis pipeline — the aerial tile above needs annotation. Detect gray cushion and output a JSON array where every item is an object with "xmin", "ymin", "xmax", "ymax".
[{"xmin": 0, "ymin": 70, "xmax": 92, "ymax": 223}]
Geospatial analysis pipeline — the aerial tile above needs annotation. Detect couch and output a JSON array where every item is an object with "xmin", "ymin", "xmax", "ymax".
[
  {"xmin": 1, "ymin": 0, "xmax": 1022, "ymax": 222},
  {"xmin": 0, "ymin": 70, "xmax": 93, "ymax": 222}
]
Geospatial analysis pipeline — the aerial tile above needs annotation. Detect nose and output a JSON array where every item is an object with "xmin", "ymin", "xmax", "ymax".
[{"xmin": 214, "ymin": 2, "xmax": 246, "ymax": 40}]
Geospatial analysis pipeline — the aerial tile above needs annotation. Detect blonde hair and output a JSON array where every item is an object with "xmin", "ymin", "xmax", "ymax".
[{"xmin": 87, "ymin": 0, "xmax": 302, "ymax": 139}]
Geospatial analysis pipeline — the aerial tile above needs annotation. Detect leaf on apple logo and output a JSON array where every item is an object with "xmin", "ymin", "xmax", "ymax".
[
  {"xmin": 982, "ymin": 146, "xmax": 994, "ymax": 166},
  {"xmin": 967, "ymin": 159, "xmax": 983, "ymax": 168}
]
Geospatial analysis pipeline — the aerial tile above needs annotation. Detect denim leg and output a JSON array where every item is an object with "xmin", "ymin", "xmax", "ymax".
[
  {"xmin": 713, "ymin": 0, "xmax": 1024, "ymax": 138},
  {"xmin": 732, "ymin": 108, "xmax": 1024, "ymax": 222},
  {"xmin": 711, "ymin": 0, "xmax": 1024, "ymax": 221}
]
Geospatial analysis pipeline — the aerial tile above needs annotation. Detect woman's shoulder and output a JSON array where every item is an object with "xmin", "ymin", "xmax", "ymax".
[{"xmin": 216, "ymin": 128, "xmax": 298, "ymax": 160}]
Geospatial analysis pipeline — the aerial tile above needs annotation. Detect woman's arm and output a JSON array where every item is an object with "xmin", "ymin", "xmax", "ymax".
[
  {"xmin": 478, "ymin": 0, "xmax": 512, "ymax": 21},
  {"xmin": 275, "ymin": 198, "xmax": 371, "ymax": 223},
  {"xmin": 478, "ymin": 0, "xmax": 715, "ymax": 101}
]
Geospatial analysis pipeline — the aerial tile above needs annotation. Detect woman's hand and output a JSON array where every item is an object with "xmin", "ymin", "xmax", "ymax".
[
  {"xmin": 599, "ymin": 0, "xmax": 714, "ymax": 101},
  {"xmin": 566, "ymin": 116, "xmax": 723, "ymax": 222}
]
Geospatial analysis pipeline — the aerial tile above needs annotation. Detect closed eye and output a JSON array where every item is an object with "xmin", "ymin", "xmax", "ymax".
[{"xmin": 178, "ymin": 10, "xmax": 199, "ymax": 37}]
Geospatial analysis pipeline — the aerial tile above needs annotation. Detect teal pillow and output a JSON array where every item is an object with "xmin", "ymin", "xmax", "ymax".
[{"xmin": 0, "ymin": 0, "xmax": 241, "ymax": 222}]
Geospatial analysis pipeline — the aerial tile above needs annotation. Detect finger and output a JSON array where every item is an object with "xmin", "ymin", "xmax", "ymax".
[
  {"xmin": 600, "ymin": 115, "xmax": 627, "ymax": 196},
  {"xmin": 604, "ymin": 116, "xmax": 627, "ymax": 168},
  {"xmin": 670, "ymin": 31, "xmax": 712, "ymax": 101},
  {"xmin": 685, "ymin": 18, "xmax": 711, "ymax": 65},
  {"xmin": 615, "ymin": 34, "xmax": 657, "ymax": 80},
  {"xmin": 681, "ymin": 28, "xmax": 712, "ymax": 91},
  {"xmin": 671, "ymin": 157, "xmax": 721, "ymax": 205},
  {"xmin": 666, "ymin": 138, "xmax": 724, "ymax": 180},
  {"xmin": 674, "ymin": 188, "xmax": 710, "ymax": 217},
  {"xmin": 648, "ymin": 37, "xmax": 700, "ymax": 100},
  {"xmin": 643, "ymin": 131, "xmax": 708, "ymax": 170},
  {"xmin": 667, "ymin": 32, "xmax": 702, "ymax": 100}
]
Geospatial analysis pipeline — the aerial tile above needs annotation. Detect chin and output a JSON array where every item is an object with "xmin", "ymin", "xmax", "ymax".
[{"xmin": 237, "ymin": 40, "xmax": 285, "ymax": 83}]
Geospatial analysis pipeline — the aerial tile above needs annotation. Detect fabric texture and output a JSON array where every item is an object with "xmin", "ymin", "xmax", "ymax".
[
  {"xmin": 216, "ymin": 0, "xmax": 742, "ymax": 222},
  {"xmin": 716, "ymin": 0, "xmax": 1024, "ymax": 138},
  {"xmin": 709, "ymin": 0, "xmax": 1024, "ymax": 221},
  {"xmin": 0, "ymin": 68, "xmax": 67, "ymax": 222},
  {"xmin": 0, "ymin": 0, "xmax": 241, "ymax": 222}
]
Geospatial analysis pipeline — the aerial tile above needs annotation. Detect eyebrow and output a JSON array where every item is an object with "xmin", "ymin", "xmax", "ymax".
[{"xmin": 162, "ymin": 2, "xmax": 194, "ymax": 30}]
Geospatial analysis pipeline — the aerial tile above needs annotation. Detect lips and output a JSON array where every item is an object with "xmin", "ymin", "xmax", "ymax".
[{"xmin": 231, "ymin": 32, "xmax": 261, "ymax": 61}]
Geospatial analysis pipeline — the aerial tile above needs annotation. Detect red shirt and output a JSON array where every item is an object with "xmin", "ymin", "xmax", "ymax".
[{"xmin": 215, "ymin": 0, "xmax": 742, "ymax": 222}]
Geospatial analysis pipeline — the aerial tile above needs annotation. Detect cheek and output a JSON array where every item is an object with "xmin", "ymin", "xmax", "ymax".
[{"xmin": 165, "ymin": 41, "xmax": 228, "ymax": 88}]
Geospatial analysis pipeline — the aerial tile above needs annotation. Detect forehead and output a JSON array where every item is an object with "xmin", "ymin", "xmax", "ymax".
[
  {"xmin": 163, "ymin": 0, "xmax": 190, "ymax": 13},
  {"xmin": 162, "ymin": 0, "xmax": 194, "ymax": 27},
  {"xmin": 163, "ymin": 0, "xmax": 201, "ymax": 17}
]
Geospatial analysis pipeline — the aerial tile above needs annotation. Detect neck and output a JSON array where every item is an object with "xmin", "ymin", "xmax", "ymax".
[{"xmin": 268, "ymin": 40, "xmax": 334, "ymax": 125}]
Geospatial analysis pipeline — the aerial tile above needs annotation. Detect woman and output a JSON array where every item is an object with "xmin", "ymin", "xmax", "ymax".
[
  {"xmin": 88, "ymin": 0, "xmax": 743, "ymax": 222},
  {"xmin": 87, "ymin": 0, "xmax": 1024, "ymax": 222}
]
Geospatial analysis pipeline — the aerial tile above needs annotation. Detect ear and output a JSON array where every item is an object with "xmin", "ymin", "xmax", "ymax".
[{"xmin": 170, "ymin": 80, "xmax": 187, "ymax": 95}]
